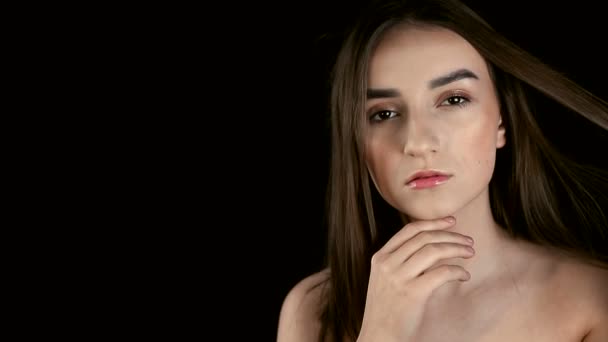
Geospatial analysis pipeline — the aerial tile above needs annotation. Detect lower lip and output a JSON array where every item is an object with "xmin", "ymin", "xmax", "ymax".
[{"xmin": 407, "ymin": 175, "xmax": 451, "ymax": 189}]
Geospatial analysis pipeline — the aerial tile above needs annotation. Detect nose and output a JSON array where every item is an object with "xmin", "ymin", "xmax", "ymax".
[{"xmin": 402, "ymin": 117, "xmax": 439, "ymax": 158}]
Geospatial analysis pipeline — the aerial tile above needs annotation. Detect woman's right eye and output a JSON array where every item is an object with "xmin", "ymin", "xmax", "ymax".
[{"xmin": 369, "ymin": 110, "xmax": 398, "ymax": 122}]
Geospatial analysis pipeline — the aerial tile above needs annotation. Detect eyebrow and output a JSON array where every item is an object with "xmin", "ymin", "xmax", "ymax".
[
  {"xmin": 428, "ymin": 68, "xmax": 478, "ymax": 89},
  {"xmin": 366, "ymin": 68, "xmax": 479, "ymax": 99}
]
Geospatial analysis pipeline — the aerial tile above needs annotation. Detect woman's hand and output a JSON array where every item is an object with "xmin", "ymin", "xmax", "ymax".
[{"xmin": 357, "ymin": 217, "xmax": 475, "ymax": 342}]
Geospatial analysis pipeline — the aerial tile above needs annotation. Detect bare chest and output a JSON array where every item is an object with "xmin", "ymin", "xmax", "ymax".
[{"xmin": 411, "ymin": 286, "xmax": 586, "ymax": 342}]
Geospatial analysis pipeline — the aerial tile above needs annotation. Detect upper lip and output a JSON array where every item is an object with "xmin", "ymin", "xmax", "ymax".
[{"xmin": 405, "ymin": 169, "xmax": 451, "ymax": 184}]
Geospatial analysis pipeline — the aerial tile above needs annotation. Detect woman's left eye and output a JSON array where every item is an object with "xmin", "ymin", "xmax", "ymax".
[{"xmin": 440, "ymin": 95, "xmax": 470, "ymax": 107}]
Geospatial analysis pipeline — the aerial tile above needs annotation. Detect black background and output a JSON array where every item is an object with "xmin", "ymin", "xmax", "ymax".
[
  {"xmin": 21, "ymin": 1, "xmax": 607, "ymax": 339},
  {"xmin": 198, "ymin": 1, "xmax": 607, "ymax": 340}
]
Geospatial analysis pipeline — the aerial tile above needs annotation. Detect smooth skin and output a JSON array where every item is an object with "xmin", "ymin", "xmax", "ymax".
[
  {"xmin": 357, "ymin": 217, "xmax": 474, "ymax": 342},
  {"xmin": 277, "ymin": 26, "xmax": 608, "ymax": 342}
]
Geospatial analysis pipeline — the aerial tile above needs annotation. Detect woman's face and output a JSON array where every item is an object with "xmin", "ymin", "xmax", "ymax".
[{"xmin": 364, "ymin": 25, "xmax": 505, "ymax": 220}]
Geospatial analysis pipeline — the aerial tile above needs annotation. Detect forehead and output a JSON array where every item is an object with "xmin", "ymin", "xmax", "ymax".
[{"xmin": 368, "ymin": 26, "xmax": 490, "ymax": 87}]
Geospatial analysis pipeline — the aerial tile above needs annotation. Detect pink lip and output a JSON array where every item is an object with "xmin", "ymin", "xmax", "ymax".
[{"xmin": 406, "ymin": 170, "xmax": 452, "ymax": 189}]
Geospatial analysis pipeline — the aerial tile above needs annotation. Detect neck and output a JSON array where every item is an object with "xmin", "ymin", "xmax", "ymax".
[{"xmin": 412, "ymin": 188, "xmax": 518, "ymax": 296}]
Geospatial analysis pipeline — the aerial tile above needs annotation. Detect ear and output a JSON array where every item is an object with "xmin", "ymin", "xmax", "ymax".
[{"xmin": 496, "ymin": 116, "xmax": 506, "ymax": 148}]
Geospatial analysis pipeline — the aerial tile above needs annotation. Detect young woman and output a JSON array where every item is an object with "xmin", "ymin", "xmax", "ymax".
[{"xmin": 277, "ymin": 0, "xmax": 608, "ymax": 341}]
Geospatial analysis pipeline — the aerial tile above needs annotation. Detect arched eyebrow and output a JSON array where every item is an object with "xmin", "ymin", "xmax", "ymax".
[
  {"xmin": 367, "ymin": 88, "xmax": 401, "ymax": 99},
  {"xmin": 366, "ymin": 68, "xmax": 479, "ymax": 99},
  {"xmin": 428, "ymin": 68, "xmax": 478, "ymax": 89}
]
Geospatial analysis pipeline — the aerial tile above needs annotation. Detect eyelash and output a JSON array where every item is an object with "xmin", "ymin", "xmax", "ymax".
[
  {"xmin": 369, "ymin": 110, "xmax": 398, "ymax": 122},
  {"xmin": 368, "ymin": 94, "xmax": 471, "ymax": 123},
  {"xmin": 441, "ymin": 94, "xmax": 471, "ymax": 108}
]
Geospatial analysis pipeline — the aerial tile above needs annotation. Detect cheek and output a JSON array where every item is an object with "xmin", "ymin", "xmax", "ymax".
[
  {"xmin": 460, "ymin": 122, "xmax": 498, "ymax": 173},
  {"xmin": 366, "ymin": 139, "xmax": 387, "ymax": 175},
  {"xmin": 365, "ymin": 136, "xmax": 399, "ymax": 186}
]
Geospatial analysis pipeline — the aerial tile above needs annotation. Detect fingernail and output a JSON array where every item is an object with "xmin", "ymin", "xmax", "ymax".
[
  {"xmin": 444, "ymin": 216, "xmax": 455, "ymax": 223},
  {"xmin": 466, "ymin": 236, "xmax": 474, "ymax": 244}
]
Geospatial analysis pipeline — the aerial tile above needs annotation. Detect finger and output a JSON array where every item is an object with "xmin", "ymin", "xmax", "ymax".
[
  {"xmin": 401, "ymin": 242, "xmax": 475, "ymax": 279},
  {"xmin": 385, "ymin": 230, "xmax": 473, "ymax": 269},
  {"xmin": 378, "ymin": 217, "xmax": 456, "ymax": 255},
  {"xmin": 413, "ymin": 264, "xmax": 471, "ymax": 294}
]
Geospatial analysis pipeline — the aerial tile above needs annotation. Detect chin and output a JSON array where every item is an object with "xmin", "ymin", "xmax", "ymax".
[{"xmin": 398, "ymin": 200, "xmax": 460, "ymax": 221}]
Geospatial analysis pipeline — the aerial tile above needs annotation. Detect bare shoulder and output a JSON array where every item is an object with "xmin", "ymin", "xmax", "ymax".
[
  {"xmin": 553, "ymin": 257, "xmax": 608, "ymax": 341},
  {"xmin": 277, "ymin": 268, "xmax": 330, "ymax": 342}
]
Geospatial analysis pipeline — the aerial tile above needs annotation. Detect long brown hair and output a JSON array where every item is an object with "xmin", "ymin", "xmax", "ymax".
[{"xmin": 316, "ymin": 0, "xmax": 608, "ymax": 341}]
